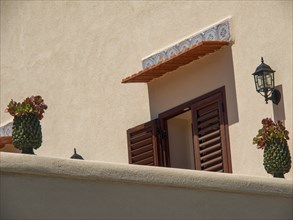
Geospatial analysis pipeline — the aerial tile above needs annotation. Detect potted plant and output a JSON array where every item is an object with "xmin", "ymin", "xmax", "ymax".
[
  {"xmin": 5, "ymin": 96, "xmax": 48, "ymax": 154},
  {"xmin": 253, "ymin": 118, "xmax": 291, "ymax": 178}
]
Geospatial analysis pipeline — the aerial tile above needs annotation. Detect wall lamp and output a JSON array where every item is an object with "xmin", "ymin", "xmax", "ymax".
[{"xmin": 252, "ymin": 57, "xmax": 281, "ymax": 105}]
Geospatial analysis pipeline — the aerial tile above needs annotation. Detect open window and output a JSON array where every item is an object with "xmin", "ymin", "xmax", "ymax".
[{"xmin": 126, "ymin": 87, "xmax": 232, "ymax": 173}]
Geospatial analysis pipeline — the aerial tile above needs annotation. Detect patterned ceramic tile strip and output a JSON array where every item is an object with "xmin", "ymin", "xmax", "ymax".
[
  {"xmin": 0, "ymin": 122, "xmax": 13, "ymax": 136},
  {"xmin": 142, "ymin": 19, "xmax": 231, "ymax": 69}
]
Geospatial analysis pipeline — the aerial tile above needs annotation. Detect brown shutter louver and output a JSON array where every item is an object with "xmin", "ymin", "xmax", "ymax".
[
  {"xmin": 192, "ymin": 92, "xmax": 231, "ymax": 173},
  {"xmin": 127, "ymin": 120, "xmax": 159, "ymax": 166}
]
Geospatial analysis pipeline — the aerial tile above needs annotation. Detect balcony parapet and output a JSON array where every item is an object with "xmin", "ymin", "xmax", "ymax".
[{"xmin": 1, "ymin": 152, "xmax": 291, "ymax": 198}]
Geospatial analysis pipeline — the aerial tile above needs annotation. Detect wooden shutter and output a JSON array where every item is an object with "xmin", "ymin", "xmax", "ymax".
[
  {"xmin": 127, "ymin": 120, "xmax": 159, "ymax": 166},
  {"xmin": 192, "ymin": 92, "xmax": 231, "ymax": 173}
]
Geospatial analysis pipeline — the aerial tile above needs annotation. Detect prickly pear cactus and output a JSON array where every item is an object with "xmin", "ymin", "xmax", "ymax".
[
  {"xmin": 263, "ymin": 140, "xmax": 291, "ymax": 178},
  {"xmin": 12, "ymin": 113, "xmax": 42, "ymax": 150}
]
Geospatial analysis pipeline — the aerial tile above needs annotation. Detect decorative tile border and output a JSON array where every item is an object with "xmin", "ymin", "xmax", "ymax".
[
  {"xmin": 142, "ymin": 18, "xmax": 231, "ymax": 69},
  {"xmin": 0, "ymin": 122, "xmax": 13, "ymax": 136}
]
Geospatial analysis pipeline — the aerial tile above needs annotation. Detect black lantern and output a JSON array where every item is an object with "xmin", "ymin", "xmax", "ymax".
[{"xmin": 252, "ymin": 57, "xmax": 281, "ymax": 105}]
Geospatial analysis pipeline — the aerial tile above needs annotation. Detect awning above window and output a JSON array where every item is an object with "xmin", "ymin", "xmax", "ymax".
[{"xmin": 122, "ymin": 41, "xmax": 229, "ymax": 83}]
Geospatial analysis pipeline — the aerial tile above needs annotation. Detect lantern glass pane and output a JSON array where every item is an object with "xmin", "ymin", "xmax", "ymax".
[
  {"xmin": 271, "ymin": 72, "xmax": 275, "ymax": 88},
  {"xmin": 264, "ymin": 72, "xmax": 273, "ymax": 89},
  {"xmin": 255, "ymin": 74, "xmax": 264, "ymax": 92}
]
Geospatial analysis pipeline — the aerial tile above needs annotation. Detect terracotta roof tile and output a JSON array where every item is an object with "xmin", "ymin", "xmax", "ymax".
[{"xmin": 122, "ymin": 41, "xmax": 229, "ymax": 83}]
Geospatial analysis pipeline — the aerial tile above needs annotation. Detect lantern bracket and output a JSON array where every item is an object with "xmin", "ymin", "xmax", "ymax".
[{"xmin": 268, "ymin": 89, "xmax": 281, "ymax": 105}]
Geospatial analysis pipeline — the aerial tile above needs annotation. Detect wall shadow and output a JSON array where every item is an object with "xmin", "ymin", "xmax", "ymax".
[
  {"xmin": 223, "ymin": 46, "xmax": 239, "ymax": 126},
  {"xmin": 147, "ymin": 45, "xmax": 239, "ymax": 126},
  {"xmin": 273, "ymin": 85, "xmax": 286, "ymax": 123}
]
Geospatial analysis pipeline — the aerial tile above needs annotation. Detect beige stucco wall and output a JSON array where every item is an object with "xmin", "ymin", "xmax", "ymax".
[
  {"xmin": 0, "ymin": 1, "xmax": 152, "ymax": 162},
  {"xmin": 147, "ymin": 2, "xmax": 292, "ymax": 178},
  {"xmin": 1, "ymin": 153, "xmax": 292, "ymax": 220},
  {"xmin": 1, "ymin": 1, "xmax": 292, "ymax": 178}
]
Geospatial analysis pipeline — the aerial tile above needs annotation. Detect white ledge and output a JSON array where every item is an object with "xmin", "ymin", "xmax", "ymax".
[{"xmin": 0, "ymin": 152, "xmax": 292, "ymax": 198}]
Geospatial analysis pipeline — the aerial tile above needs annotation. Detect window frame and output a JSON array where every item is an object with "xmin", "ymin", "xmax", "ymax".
[
  {"xmin": 126, "ymin": 86, "xmax": 232, "ymax": 173},
  {"xmin": 158, "ymin": 86, "xmax": 232, "ymax": 172}
]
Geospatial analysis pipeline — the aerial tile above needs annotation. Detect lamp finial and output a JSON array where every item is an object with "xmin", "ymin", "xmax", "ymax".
[
  {"xmin": 261, "ymin": 57, "xmax": 264, "ymax": 63},
  {"xmin": 70, "ymin": 148, "xmax": 84, "ymax": 160}
]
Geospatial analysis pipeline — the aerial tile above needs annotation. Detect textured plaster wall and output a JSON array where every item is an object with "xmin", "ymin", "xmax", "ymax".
[
  {"xmin": 0, "ymin": 1, "xmax": 152, "ymax": 161},
  {"xmin": 0, "ymin": 1, "xmax": 292, "ymax": 178},
  {"xmin": 147, "ymin": 1, "xmax": 292, "ymax": 179},
  {"xmin": 3, "ymin": 173, "xmax": 292, "ymax": 220},
  {"xmin": 1, "ymin": 153, "xmax": 292, "ymax": 220}
]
